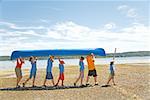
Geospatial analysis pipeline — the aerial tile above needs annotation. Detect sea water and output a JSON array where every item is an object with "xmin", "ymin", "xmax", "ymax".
[{"xmin": 0, "ymin": 56, "xmax": 149, "ymax": 71}]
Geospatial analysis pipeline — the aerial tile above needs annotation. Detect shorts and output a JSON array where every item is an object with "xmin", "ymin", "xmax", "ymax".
[
  {"xmin": 46, "ymin": 72, "xmax": 53, "ymax": 79},
  {"xmin": 88, "ymin": 69, "xmax": 97, "ymax": 77},
  {"xmin": 110, "ymin": 72, "xmax": 115, "ymax": 78},
  {"xmin": 15, "ymin": 68, "xmax": 22, "ymax": 78},
  {"xmin": 29, "ymin": 71, "xmax": 37, "ymax": 79},
  {"xmin": 58, "ymin": 73, "xmax": 64, "ymax": 80}
]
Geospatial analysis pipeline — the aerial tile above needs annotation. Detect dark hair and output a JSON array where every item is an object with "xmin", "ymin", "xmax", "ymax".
[
  {"xmin": 110, "ymin": 61, "xmax": 114, "ymax": 65},
  {"xmin": 29, "ymin": 57, "xmax": 33, "ymax": 61},
  {"xmin": 81, "ymin": 56, "xmax": 84, "ymax": 60}
]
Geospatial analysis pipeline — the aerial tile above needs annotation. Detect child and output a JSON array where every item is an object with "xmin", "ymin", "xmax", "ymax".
[
  {"xmin": 86, "ymin": 53, "xmax": 98, "ymax": 86},
  {"xmin": 106, "ymin": 61, "xmax": 116, "ymax": 85},
  {"xmin": 23, "ymin": 56, "xmax": 37, "ymax": 87},
  {"xmin": 74, "ymin": 56, "xmax": 85, "ymax": 86},
  {"xmin": 55, "ymin": 58, "xmax": 65, "ymax": 86},
  {"xmin": 15, "ymin": 57, "xmax": 24, "ymax": 88},
  {"xmin": 43, "ymin": 56, "xmax": 55, "ymax": 87}
]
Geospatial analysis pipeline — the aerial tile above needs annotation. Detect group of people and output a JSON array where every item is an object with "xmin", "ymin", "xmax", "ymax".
[{"xmin": 15, "ymin": 53, "xmax": 116, "ymax": 88}]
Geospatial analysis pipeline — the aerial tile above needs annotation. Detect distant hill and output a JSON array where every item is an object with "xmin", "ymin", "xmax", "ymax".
[
  {"xmin": 106, "ymin": 51, "xmax": 150, "ymax": 57},
  {"xmin": 0, "ymin": 51, "xmax": 149, "ymax": 61},
  {"xmin": 0, "ymin": 56, "xmax": 10, "ymax": 61}
]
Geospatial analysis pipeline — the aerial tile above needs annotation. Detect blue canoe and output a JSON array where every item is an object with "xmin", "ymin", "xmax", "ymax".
[{"xmin": 10, "ymin": 48, "xmax": 106, "ymax": 60}]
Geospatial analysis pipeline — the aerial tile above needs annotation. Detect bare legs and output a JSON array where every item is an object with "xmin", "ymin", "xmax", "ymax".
[
  {"xmin": 43, "ymin": 78, "xmax": 46, "ymax": 86},
  {"xmin": 32, "ymin": 77, "xmax": 36, "ymax": 86},
  {"xmin": 23, "ymin": 77, "xmax": 36, "ymax": 87},
  {"xmin": 86, "ymin": 76, "xmax": 89, "ymax": 84},
  {"xmin": 107, "ymin": 77, "xmax": 111, "ymax": 85},
  {"xmin": 74, "ymin": 72, "xmax": 84, "ymax": 86},
  {"xmin": 56, "ymin": 79, "xmax": 60, "ymax": 86},
  {"xmin": 107, "ymin": 75, "xmax": 116, "ymax": 85},
  {"xmin": 55, "ymin": 79, "xmax": 63, "ymax": 86},
  {"xmin": 112, "ymin": 78, "xmax": 115, "ymax": 85},
  {"xmin": 52, "ymin": 79, "xmax": 55, "ymax": 86},
  {"xmin": 43, "ymin": 78, "xmax": 55, "ymax": 86},
  {"xmin": 23, "ymin": 78, "xmax": 30, "ymax": 86},
  {"xmin": 75, "ymin": 74, "xmax": 81, "ymax": 84},
  {"xmin": 94, "ymin": 76, "xmax": 98, "ymax": 85},
  {"xmin": 86, "ymin": 76, "xmax": 98, "ymax": 85},
  {"xmin": 16, "ymin": 76, "xmax": 22, "ymax": 87}
]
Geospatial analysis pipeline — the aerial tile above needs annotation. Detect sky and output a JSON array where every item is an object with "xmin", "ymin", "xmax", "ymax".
[{"xmin": 0, "ymin": 0, "xmax": 149, "ymax": 56}]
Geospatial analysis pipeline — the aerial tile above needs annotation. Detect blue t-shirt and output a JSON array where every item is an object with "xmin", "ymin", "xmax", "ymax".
[
  {"xmin": 79, "ymin": 60, "xmax": 84, "ymax": 71},
  {"xmin": 59, "ymin": 64, "xmax": 64, "ymax": 74},
  {"xmin": 31, "ymin": 61, "xmax": 37, "ymax": 73},
  {"xmin": 110, "ymin": 65, "xmax": 115, "ymax": 74},
  {"xmin": 46, "ymin": 58, "xmax": 53, "ymax": 72}
]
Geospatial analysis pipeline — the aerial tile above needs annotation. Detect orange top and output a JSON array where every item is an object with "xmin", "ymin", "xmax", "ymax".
[
  {"xmin": 16, "ymin": 58, "xmax": 24, "ymax": 68},
  {"xmin": 86, "ymin": 55, "xmax": 95, "ymax": 70}
]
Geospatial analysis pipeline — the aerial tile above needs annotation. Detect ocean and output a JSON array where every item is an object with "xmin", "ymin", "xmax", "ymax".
[{"xmin": 0, "ymin": 56, "xmax": 149, "ymax": 70}]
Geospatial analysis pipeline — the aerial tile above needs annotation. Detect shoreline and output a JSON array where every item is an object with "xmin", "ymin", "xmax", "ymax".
[
  {"xmin": 0, "ymin": 63, "xmax": 149, "ymax": 78},
  {"xmin": 0, "ymin": 56, "xmax": 149, "ymax": 71}
]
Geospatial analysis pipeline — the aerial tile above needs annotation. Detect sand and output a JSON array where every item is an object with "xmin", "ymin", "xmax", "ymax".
[{"xmin": 0, "ymin": 63, "xmax": 150, "ymax": 100}]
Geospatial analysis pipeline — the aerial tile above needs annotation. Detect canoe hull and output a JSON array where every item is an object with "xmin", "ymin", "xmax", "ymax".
[{"xmin": 10, "ymin": 48, "xmax": 106, "ymax": 60}]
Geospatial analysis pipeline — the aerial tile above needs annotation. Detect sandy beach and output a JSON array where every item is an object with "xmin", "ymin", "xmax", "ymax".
[{"xmin": 0, "ymin": 63, "xmax": 150, "ymax": 100}]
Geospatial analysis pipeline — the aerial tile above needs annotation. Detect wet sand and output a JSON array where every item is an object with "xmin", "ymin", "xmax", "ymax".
[{"xmin": 0, "ymin": 63, "xmax": 150, "ymax": 100}]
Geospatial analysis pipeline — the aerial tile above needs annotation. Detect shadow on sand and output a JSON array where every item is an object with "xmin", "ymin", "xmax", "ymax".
[
  {"xmin": 0, "ymin": 85, "xmax": 93, "ymax": 91},
  {"xmin": 0, "ymin": 84, "xmax": 111, "ymax": 91},
  {"xmin": 101, "ymin": 85, "xmax": 111, "ymax": 87}
]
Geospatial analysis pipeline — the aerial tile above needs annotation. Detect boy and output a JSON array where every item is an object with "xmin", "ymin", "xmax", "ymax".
[
  {"xmin": 23, "ymin": 56, "xmax": 37, "ymax": 87},
  {"xmin": 15, "ymin": 57, "xmax": 24, "ymax": 88},
  {"xmin": 86, "ymin": 53, "xmax": 98, "ymax": 86},
  {"xmin": 106, "ymin": 61, "xmax": 116, "ymax": 85},
  {"xmin": 74, "ymin": 56, "xmax": 85, "ymax": 86},
  {"xmin": 55, "ymin": 58, "xmax": 65, "ymax": 86},
  {"xmin": 43, "ymin": 56, "xmax": 55, "ymax": 87}
]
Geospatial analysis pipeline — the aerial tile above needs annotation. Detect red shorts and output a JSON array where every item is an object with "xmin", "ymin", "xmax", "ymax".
[{"xmin": 59, "ymin": 73, "xmax": 64, "ymax": 80}]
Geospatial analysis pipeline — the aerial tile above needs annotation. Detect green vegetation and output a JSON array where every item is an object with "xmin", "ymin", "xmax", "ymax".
[
  {"xmin": 106, "ymin": 51, "xmax": 150, "ymax": 57},
  {"xmin": 0, "ymin": 51, "xmax": 149, "ymax": 61},
  {"xmin": 0, "ymin": 56, "xmax": 10, "ymax": 61}
]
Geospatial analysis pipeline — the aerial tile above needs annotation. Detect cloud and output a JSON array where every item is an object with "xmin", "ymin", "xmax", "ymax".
[
  {"xmin": 0, "ymin": 21, "xmax": 149, "ymax": 55},
  {"xmin": 127, "ymin": 8, "xmax": 137, "ymax": 18},
  {"xmin": 117, "ymin": 5, "xmax": 138, "ymax": 19},
  {"xmin": 46, "ymin": 21, "xmax": 90, "ymax": 40},
  {"xmin": 0, "ymin": 21, "xmax": 16, "ymax": 28},
  {"xmin": 0, "ymin": 21, "xmax": 46, "ymax": 30},
  {"xmin": 117, "ymin": 5, "xmax": 128, "ymax": 10},
  {"xmin": 104, "ymin": 22, "xmax": 116, "ymax": 30},
  {"xmin": 122, "ymin": 23, "xmax": 149, "ymax": 34}
]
